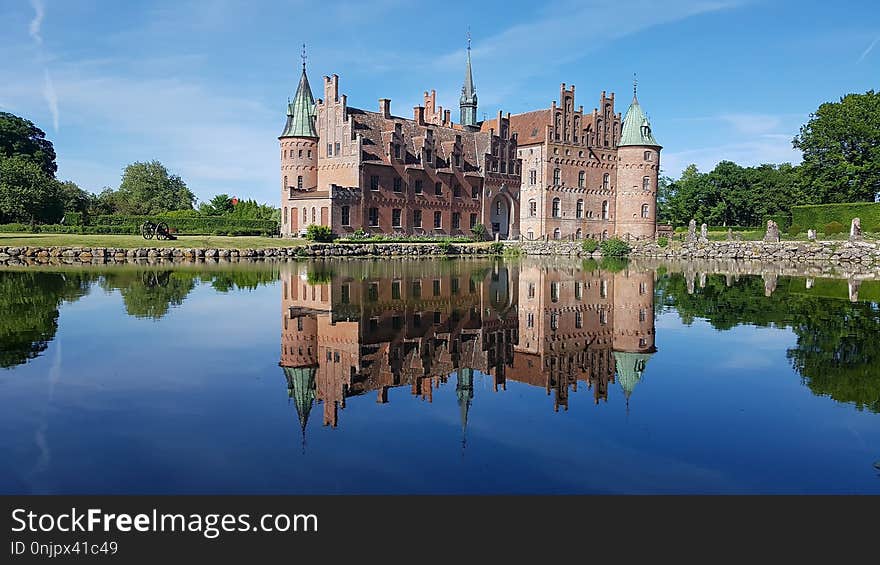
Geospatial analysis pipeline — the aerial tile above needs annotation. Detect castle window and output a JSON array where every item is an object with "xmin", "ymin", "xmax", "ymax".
[
  {"xmin": 551, "ymin": 282, "xmax": 559, "ymax": 302},
  {"xmin": 576, "ymin": 228, "xmax": 582, "ymax": 239},
  {"xmin": 414, "ymin": 179, "xmax": 423, "ymax": 194},
  {"xmin": 370, "ymin": 176, "xmax": 379, "ymax": 191},
  {"xmin": 603, "ymin": 173, "xmax": 610, "ymax": 190},
  {"xmin": 454, "ymin": 184, "xmax": 461, "ymax": 198},
  {"xmin": 433, "ymin": 279, "xmax": 441, "ymax": 296},
  {"xmin": 327, "ymin": 143, "xmax": 332, "ymax": 156},
  {"xmin": 529, "ymin": 170, "xmax": 537, "ymax": 185},
  {"xmin": 602, "ymin": 200, "xmax": 609, "ymax": 220},
  {"xmin": 576, "ymin": 199, "xmax": 584, "ymax": 218},
  {"xmin": 368, "ymin": 207, "xmax": 379, "ymax": 227},
  {"xmin": 643, "ymin": 176, "xmax": 650, "ymax": 191},
  {"xmin": 575, "ymin": 281, "xmax": 582, "ymax": 300},
  {"xmin": 434, "ymin": 182, "xmax": 442, "ymax": 196},
  {"xmin": 641, "ymin": 204, "xmax": 650, "ymax": 218},
  {"xmin": 297, "ymin": 175, "xmax": 303, "ymax": 189},
  {"xmin": 392, "ymin": 208, "xmax": 402, "ymax": 228},
  {"xmin": 527, "ymin": 229, "xmax": 534, "ymax": 239},
  {"xmin": 283, "ymin": 149, "xmax": 287, "ymax": 159},
  {"xmin": 600, "ymin": 279, "xmax": 608, "ymax": 298},
  {"xmin": 413, "ymin": 209, "xmax": 422, "ymax": 228},
  {"xmin": 335, "ymin": 142, "xmax": 340, "ymax": 155},
  {"xmin": 575, "ymin": 311, "xmax": 583, "ymax": 329},
  {"xmin": 303, "ymin": 208, "xmax": 307, "ymax": 224},
  {"xmin": 472, "ymin": 185, "xmax": 479, "ymax": 199},
  {"xmin": 298, "ymin": 149, "xmax": 303, "ymax": 158},
  {"xmin": 553, "ymin": 228, "xmax": 561, "ymax": 240},
  {"xmin": 470, "ymin": 213, "xmax": 477, "ymax": 228},
  {"xmin": 341, "ymin": 206, "xmax": 350, "ymax": 226},
  {"xmin": 283, "ymin": 207, "xmax": 288, "ymax": 224},
  {"xmin": 528, "ymin": 283, "xmax": 535, "ymax": 299},
  {"xmin": 434, "ymin": 211, "xmax": 442, "ymax": 229},
  {"xmin": 500, "ymin": 162, "xmax": 506, "ymax": 173},
  {"xmin": 452, "ymin": 277, "xmax": 460, "ymax": 295},
  {"xmin": 645, "ymin": 151, "xmax": 652, "ymax": 161},
  {"xmin": 412, "ymin": 280, "xmax": 422, "ymax": 298},
  {"xmin": 452, "ymin": 212, "xmax": 461, "ymax": 229},
  {"xmin": 368, "ymin": 283, "xmax": 378, "ymax": 302},
  {"xmin": 552, "ymin": 198, "xmax": 561, "ymax": 218},
  {"xmin": 527, "ymin": 313, "xmax": 534, "ymax": 328},
  {"xmin": 529, "ymin": 200, "xmax": 537, "ymax": 217},
  {"xmin": 393, "ymin": 177, "xmax": 402, "ymax": 192},
  {"xmin": 639, "ymin": 337, "xmax": 647, "ymax": 348},
  {"xmin": 341, "ymin": 284, "xmax": 350, "ymax": 304},
  {"xmin": 312, "ymin": 207, "xmax": 316, "ymax": 223},
  {"xmin": 640, "ymin": 282, "xmax": 647, "ymax": 295},
  {"xmin": 599, "ymin": 309, "xmax": 607, "ymax": 325},
  {"xmin": 284, "ymin": 175, "xmax": 288, "ymax": 190},
  {"xmin": 578, "ymin": 171, "xmax": 585, "ymax": 188},
  {"xmin": 307, "ymin": 150, "xmax": 311, "ymax": 158},
  {"xmin": 496, "ymin": 200, "xmax": 503, "ymax": 215},
  {"xmin": 550, "ymin": 312, "xmax": 558, "ymax": 331},
  {"xmin": 553, "ymin": 168, "xmax": 561, "ymax": 185},
  {"xmin": 639, "ymin": 309, "xmax": 647, "ymax": 322}
]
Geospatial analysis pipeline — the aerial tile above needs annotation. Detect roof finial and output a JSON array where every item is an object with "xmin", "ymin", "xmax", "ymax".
[
  {"xmin": 467, "ymin": 26, "xmax": 471, "ymax": 50},
  {"xmin": 633, "ymin": 72, "xmax": 638, "ymax": 101},
  {"xmin": 301, "ymin": 43, "xmax": 307, "ymax": 71}
]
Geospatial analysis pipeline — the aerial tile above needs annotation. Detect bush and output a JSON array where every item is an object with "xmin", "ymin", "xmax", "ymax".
[
  {"xmin": 63, "ymin": 211, "xmax": 85, "ymax": 226},
  {"xmin": 436, "ymin": 241, "xmax": 454, "ymax": 255},
  {"xmin": 582, "ymin": 238, "xmax": 599, "ymax": 253},
  {"xmin": 787, "ymin": 223, "xmax": 803, "ymax": 236},
  {"xmin": 657, "ymin": 236, "xmax": 669, "ymax": 248},
  {"xmin": 488, "ymin": 242, "xmax": 504, "ymax": 254},
  {"xmin": 471, "ymin": 223, "xmax": 487, "ymax": 241},
  {"xmin": 600, "ymin": 237, "xmax": 631, "ymax": 257},
  {"xmin": 90, "ymin": 214, "xmax": 277, "ymax": 235},
  {"xmin": 792, "ymin": 202, "xmax": 880, "ymax": 233},
  {"xmin": 824, "ymin": 221, "xmax": 845, "ymax": 235},
  {"xmin": 335, "ymin": 234, "xmax": 473, "ymax": 244},
  {"xmin": 305, "ymin": 224, "xmax": 333, "ymax": 242}
]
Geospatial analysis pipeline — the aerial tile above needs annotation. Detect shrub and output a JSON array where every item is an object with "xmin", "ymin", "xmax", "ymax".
[
  {"xmin": 63, "ymin": 211, "xmax": 85, "ymax": 226},
  {"xmin": 787, "ymin": 223, "xmax": 803, "ymax": 236},
  {"xmin": 305, "ymin": 224, "xmax": 333, "ymax": 242},
  {"xmin": 471, "ymin": 223, "xmax": 487, "ymax": 241},
  {"xmin": 600, "ymin": 237, "xmax": 631, "ymax": 257},
  {"xmin": 824, "ymin": 221, "xmax": 845, "ymax": 235},
  {"xmin": 599, "ymin": 257, "xmax": 628, "ymax": 272},
  {"xmin": 436, "ymin": 240, "xmax": 454, "ymax": 255},
  {"xmin": 89, "ymin": 214, "xmax": 277, "ymax": 235},
  {"xmin": 306, "ymin": 267, "xmax": 334, "ymax": 285},
  {"xmin": 582, "ymin": 238, "xmax": 599, "ymax": 253},
  {"xmin": 657, "ymin": 236, "xmax": 669, "ymax": 248},
  {"xmin": 793, "ymin": 202, "xmax": 880, "ymax": 233},
  {"xmin": 488, "ymin": 241, "xmax": 504, "ymax": 254}
]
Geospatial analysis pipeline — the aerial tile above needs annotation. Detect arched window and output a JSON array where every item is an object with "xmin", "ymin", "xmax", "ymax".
[
  {"xmin": 641, "ymin": 204, "xmax": 650, "ymax": 218},
  {"xmin": 576, "ymin": 199, "xmax": 584, "ymax": 218},
  {"xmin": 553, "ymin": 228, "xmax": 561, "ymax": 240},
  {"xmin": 573, "ymin": 116, "xmax": 580, "ymax": 142},
  {"xmin": 578, "ymin": 170, "xmax": 585, "ymax": 188},
  {"xmin": 527, "ymin": 230, "xmax": 534, "ymax": 240},
  {"xmin": 555, "ymin": 113, "xmax": 561, "ymax": 140},
  {"xmin": 552, "ymin": 198, "xmax": 561, "ymax": 218},
  {"xmin": 553, "ymin": 168, "xmax": 561, "ymax": 185},
  {"xmin": 644, "ymin": 150, "xmax": 652, "ymax": 161},
  {"xmin": 297, "ymin": 175, "xmax": 303, "ymax": 189},
  {"xmin": 602, "ymin": 200, "xmax": 609, "ymax": 220},
  {"xmin": 576, "ymin": 228, "xmax": 582, "ymax": 239},
  {"xmin": 602, "ymin": 173, "xmax": 610, "ymax": 190},
  {"xmin": 283, "ymin": 175, "xmax": 288, "ymax": 189},
  {"xmin": 311, "ymin": 207, "xmax": 316, "ymax": 223},
  {"xmin": 602, "ymin": 229, "xmax": 608, "ymax": 240},
  {"xmin": 302, "ymin": 208, "xmax": 307, "ymax": 224},
  {"xmin": 643, "ymin": 176, "xmax": 650, "ymax": 191}
]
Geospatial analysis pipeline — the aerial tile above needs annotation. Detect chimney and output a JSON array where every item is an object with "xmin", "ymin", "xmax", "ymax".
[
  {"xmin": 379, "ymin": 98, "xmax": 391, "ymax": 118},
  {"xmin": 414, "ymin": 106, "xmax": 426, "ymax": 126},
  {"xmin": 443, "ymin": 109, "xmax": 451, "ymax": 127}
]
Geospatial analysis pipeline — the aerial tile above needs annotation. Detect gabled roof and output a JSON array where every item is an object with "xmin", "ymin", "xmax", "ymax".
[
  {"xmin": 281, "ymin": 67, "xmax": 318, "ymax": 138},
  {"xmin": 484, "ymin": 109, "xmax": 551, "ymax": 145},
  {"xmin": 618, "ymin": 95, "xmax": 660, "ymax": 148}
]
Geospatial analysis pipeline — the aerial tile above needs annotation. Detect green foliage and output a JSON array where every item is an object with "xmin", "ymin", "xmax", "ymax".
[
  {"xmin": 487, "ymin": 241, "xmax": 504, "ymax": 254},
  {"xmin": 582, "ymin": 238, "xmax": 599, "ymax": 253},
  {"xmin": 792, "ymin": 202, "xmax": 880, "ymax": 233},
  {"xmin": 599, "ymin": 257, "xmax": 628, "ymax": 272},
  {"xmin": 436, "ymin": 240, "xmax": 454, "ymax": 255},
  {"xmin": 226, "ymin": 198, "xmax": 277, "ymax": 221},
  {"xmin": 471, "ymin": 223, "xmax": 487, "ymax": 241},
  {"xmin": 599, "ymin": 237, "xmax": 631, "ymax": 257},
  {"xmin": 657, "ymin": 236, "xmax": 669, "ymax": 248},
  {"xmin": 787, "ymin": 223, "xmax": 803, "ymax": 236},
  {"xmin": 0, "ymin": 156, "xmax": 62, "ymax": 224},
  {"xmin": 502, "ymin": 244, "xmax": 522, "ymax": 257},
  {"xmin": 105, "ymin": 161, "xmax": 195, "ymax": 215},
  {"xmin": 305, "ymin": 265, "xmax": 335, "ymax": 285},
  {"xmin": 305, "ymin": 224, "xmax": 333, "ymax": 242},
  {"xmin": 335, "ymin": 234, "xmax": 474, "ymax": 244},
  {"xmin": 763, "ymin": 213, "xmax": 791, "ymax": 231},
  {"xmin": 89, "ymin": 214, "xmax": 277, "ymax": 236},
  {"xmin": 824, "ymin": 221, "xmax": 845, "ymax": 235},
  {"xmin": 58, "ymin": 180, "xmax": 91, "ymax": 216},
  {"xmin": 0, "ymin": 111, "xmax": 57, "ymax": 177},
  {"xmin": 793, "ymin": 90, "xmax": 880, "ymax": 204},
  {"xmin": 201, "ymin": 194, "xmax": 234, "ymax": 216}
]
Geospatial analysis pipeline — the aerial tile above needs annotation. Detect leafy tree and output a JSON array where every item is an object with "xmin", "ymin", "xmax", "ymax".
[
  {"xmin": 226, "ymin": 198, "xmax": 277, "ymax": 221},
  {"xmin": 58, "ymin": 180, "xmax": 91, "ymax": 215},
  {"xmin": 199, "ymin": 193, "xmax": 234, "ymax": 216},
  {"xmin": 99, "ymin": 270, "xmax": 197, "ymax": 319},
  {"xmin": 0, "ymin": 156, "xmax": 63, "ymax": 224},
  {"xmin": 794, "ymin": 90, "xmax": 880, "ymax": 203},
  {"xmin": 112, "ymin": 161, "xmax": 195, "ymax": 215},
  {"xmin": 89, "ymin": 187, "xmax": 119, "ymax": 216},
  {"xmin": 0, "ymin": 111, "xmax": 57, "ymax": 178}
]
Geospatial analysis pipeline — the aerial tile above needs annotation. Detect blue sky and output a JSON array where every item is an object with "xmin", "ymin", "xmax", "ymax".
[{"xmin": 1, "ymin": 0, "xmax": 877, "ymax": 205}]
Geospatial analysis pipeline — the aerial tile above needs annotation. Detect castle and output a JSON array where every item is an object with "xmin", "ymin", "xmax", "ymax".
[{"xmin": 279, "ymin": 42, "xmax": 661, "ymax": 241}]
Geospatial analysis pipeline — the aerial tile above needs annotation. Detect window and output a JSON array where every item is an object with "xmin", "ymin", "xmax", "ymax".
[
  {"xmin": 454, "ymin": 153, "xmax": 460, "ymax": 167},
  {"xmin": 341, "ymin": 284, "xmax": 350, "ymax": 304},
  {"xmin": 335, "ymin": 142, "xmax": 340, "ymax": 155},
  {"xmin": 391, "ymin": 280, "xmax": 401, "ymax": 300},
  {"xmin": 283, "ymin": 149, "xmax": 287, "ymax": 159},
  {"xmin": 412, "ymin": 280, "xmax": 422, "ymax": 298},
  {"xmin": 452, "ymin": 212, "xmax": 460, "ymax": 229},
  {"xmin": 454, "ymin": 184, "xmax": 461, "ymax": 198},
  {"xmin": 327, "ymin": 143, "xmax": 332, "ymax": 156},
  {"xmin": 299, "ymin": 149, "xmax": 303, "ymax": 158},
  {"xmin": 528, "ymin": 283, "xmax": 535, "ymax": 299},
  {"xmin": 307, "ymin": 150, "xmax": 311, "ymax": 158},
  {"xmin": 529, "ymin": 170, "xmax": 537, "ymax": 185},
  {"xmin": 369, "ymin": 207, "xmax": 379, "ymax": 227},
  {"xmin": 283, "ymin": 206, "xmax": 288, "ymax": 224},
  {"xmin": 603, "ymin": 173, "xmax": 610, "ymax": 190},
  {"xmin": 470, "ymin": 213, "xmax": 477, "ymax": 228},
  {"xmin": 341, "ymin": 206, "xmax": 350, "ymax": 226},
  {"xmin": 529, "ymin": 200, "xmax": 537, "ymax": 217},
  {"xmin": 641, "ymin": 204, "xmax": 650, "ymax": 219},
  {"xmin": 496, "ymin": 200, "xmax": 503, "ymax": 215},
  {"xmin": 431, "ymin": 279, "xmax": 441, "ymax": 296},
  {"xmin": 414, "ymin": 180, "xmax": 422, "ymax": 194},
  {"xmin": 434, "ymin": 182, "xmax": 442, "ymax": 196},
  {"xmin": 433, "ymin": 311, "xmax": 441, "ymax": 324},
  {"xmin": 553, "ymin": 228, "xmax": 561, "ymax": 240},
  {"xmin": 527, "ymin": 312, "xmax": 534, "ymax": 328},
  {"xmin": 643, "ymin": 176, "xmax": 650, "ymax": 191},
  {"xmin": 602, "ymin": 200, "xmax": 609, "ymax": 220},
  {"xmin": 434, "ymin": 211, "xmax": 442, "ymax": 229},
  {"xmin": 575, "ymin": 311, "xmax": 583, "ymax": 329},
  {"xmin": 552, "ymin": 198, "xmax": 561, "ymax": 218},
  {"xmin": 413, "ymin": 209, "xmax": 422, "ymax": 228},
  {"xmin": 527, "ymin": 229, "xmax": 534, "ymax": 240},
  {"xmin": 393, "ymin": 144, "xmax": 400, "ymax": 159},
  {"xmin": 639, "ymin": 281, "xmax": 647, "ymax": 295},
  {"xmin": 644, "ymin": 150, "xmax": 652, "ymax": 161},
  {"xmin": 575, "ymin": 281, "xmax": 582, "ymax": 300},
  {"xmin": 393, "ymin": 178, "xmax": 402, "ymax": 192},
  {"xmin": 297, "ymin": 175, "xmax": 303, "ymax": 189},
  {"xmin": 425, "ymin": 148, "xmax": 432, "ymax": 163},
  {"xmin": 311, "ymin": 207, "xmax": 316, "ymax": 223},
  {"xmin": 639, "ymin": 309, "xmax": 647, "ymax": 322},
  {"xmin": 452, "ymin": 278, "xmax": 460, "ymax": 295},
  {"xmin": 392, "ymin": 208, "xmax": 402, "ymax": 228},
  {"xmin": 550, "ymin": 312, "xmax": 558, "ymax": 331},
  {"xmin": 576, "ymin": 199, "xmax": 583, "ymax": 218},
  {"xmin": 553, "ymin": 168, "xmax": 561, "ymax": 185},
  {"xmin": 370, "ymin": 176, "xmax": 379, "ymax": 191},
  {"xmin": 599, "ymin": 308, "xmax": 608, "ymax": 325},
  {"xmin": 639, "ymin": 337, "xmax": 647, "ymax": 348},
  {"xmin": 303, "ymin": 208, "xmax": 307, "ymax": 224},
  {"xmin": 472, "ymin": 185, "xmax": 479, "ymax": 199},
  {"xmin": 600, "ymin": 279, "xmax": 608, "ymax": 299},
  {"xmin": 576, "ymin": 228, "xmax": 582, "ymax": 239},
  {"xmin": 368, "ymin": 283, "xmax": 378, "ymax": 302},
  {"xmin": 578, "ymin": 171, "xmax": 585, "ymax": 188}
]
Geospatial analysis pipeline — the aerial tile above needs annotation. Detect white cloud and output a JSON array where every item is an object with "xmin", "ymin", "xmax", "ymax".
[
  {"xmin": 28, "ymin": 0, "xmax": 44, "ymax": 44},
  {"xmin": 42, "ymin": 69, "xmax": 58, "ymax": 131},
  {"xmin": 718, "ymin": 113, "xmax": 782, "ymax": 135},
  {"xmin": 857, "ymin": 35, "xmax": 880, "ymax": 63}
]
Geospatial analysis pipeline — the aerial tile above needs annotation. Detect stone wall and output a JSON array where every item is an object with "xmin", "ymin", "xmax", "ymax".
[{"xmin": 629, "ymin": 239, "xmax": 880, "ymax": 266}]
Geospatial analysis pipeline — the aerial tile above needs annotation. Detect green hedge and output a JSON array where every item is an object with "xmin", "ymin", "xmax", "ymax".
[
  {"xmin": 763, "ymin": 214, "xmax": 791, "ymax": 231},
  {"xmin": 91, "ymin": 215, "xmax": 277, "ymax": 235},
  {"xmin": 792, "ymin": 202, "xmax": 880, "ymax": 233}
]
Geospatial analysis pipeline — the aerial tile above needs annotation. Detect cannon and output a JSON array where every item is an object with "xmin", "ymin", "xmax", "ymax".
[{"xmin": 140, "ymin": 220, "xmax": 177, "ymax": 240}]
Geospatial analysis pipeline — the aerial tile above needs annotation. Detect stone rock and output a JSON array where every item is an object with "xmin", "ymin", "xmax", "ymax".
[
  {"xmin": 687, "ymin": 219, "xmax": 697, "ymax": 243},
  {"xmin": 764, "ymin": 220, "xmax": 780, "ymax": 243},
  {"xmin": 807, "ymin": 229, "xmax": 816, "ymax": 241},
  {"xmin": 850, "ymin": 217, "xmax": 862, "ymax": 241},
  {"xmin": 699, "ymin": 223, "xmax": 708, "ymax": 243}
]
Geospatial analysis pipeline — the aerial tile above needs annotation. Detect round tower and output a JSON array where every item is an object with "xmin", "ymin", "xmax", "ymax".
[
  {"xmin": 615, "ymin": 81, "xmax": 661, "ymax": 240},
  {"xmin": 612, "ymin": 268, "xmax": 656, "ymax": 404},
  {"xmin": 279, "ymin": 49, "xmax": 319, "ymax": 237}
]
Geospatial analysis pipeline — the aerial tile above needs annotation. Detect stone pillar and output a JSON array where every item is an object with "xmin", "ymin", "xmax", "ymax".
[
  {"xmin": 807, "ymin": 229, "xmax": 816, "ymax": 241},
  {"xmin": 763, "ymin": 273, "xmax": 777, "ymax": 297},
  {"xmin": 764, "ymin": 220, "xmax": 780, "ymax": 243},
  {"xmin": 850, "ymin": 218, "xmax": 862, "ymax": 241},
  {"xmin": 806, "ymin": 277, "xmax": 814, "ymax": 289},
  {"xmin": 699, "ymin": 223, "xmax": 708, "ymax": 243},
  {"xmin": 726, "ymin": 228, "xmax": 733, "ymax": 241},
  {"xmin": 687, "ymin": 219, "xmax": 697, "ymax": 242},
  {"xmin": 848, "ymin": 278, "xmax": 861, "ymax": 302}
]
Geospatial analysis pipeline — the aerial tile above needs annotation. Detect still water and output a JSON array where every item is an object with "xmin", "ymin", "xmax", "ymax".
[{"xmin": 1, "ymin": 258, "xmax": 878, "ymax": 494}]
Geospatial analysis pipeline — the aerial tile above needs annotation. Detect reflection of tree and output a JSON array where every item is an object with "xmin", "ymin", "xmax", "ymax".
[
  {"xmin": 204, "ymin": 269, "xmax": 279, "ymax": 293},
  {"xmin": 100, "ymin": 270, "xmax": 197, "ymax": 320},
  {"xmin": 657, "ymin": 273, "xmax": 880, "ymax": 413},
  {"xmin": 0, "ymin": 271, "xmax": 91, "ymax": 368}
]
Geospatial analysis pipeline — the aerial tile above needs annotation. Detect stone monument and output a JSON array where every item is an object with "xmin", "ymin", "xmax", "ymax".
[
  {"xmin": 699, "ymin": 223, "xmax": 708, "ymax": 243},
  {"xmin": 764, "ymin": 220, "xmax": 780, "ymax": 243},
  {"xmin": 850, "ymin": 218, "xmax": 862, "ymax": 241},
  {"xmin": 687, "ymin": 219, "xmax": 697, "ymax": 242},
  {"xmin": 807, "ymin": 229, "xmax": 816, "ymax": 241}
]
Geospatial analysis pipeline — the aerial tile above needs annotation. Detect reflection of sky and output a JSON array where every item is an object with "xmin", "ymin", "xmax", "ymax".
[{"xmin": 1, "ymin": 275, "xmax": 878, "ymax": 494}]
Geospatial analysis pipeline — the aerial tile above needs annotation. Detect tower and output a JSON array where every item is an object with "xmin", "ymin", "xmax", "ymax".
[
  {"xmin": 615, "ymin": 77, "xmax": 661, "ymax": 240},
  {"xmin": 611, "ymin": 268, "xmax": 656, "ymax": 408},
  {"xmin": 459, "ymin": 32, "xmax": 478, "ymax": 128},
  {"xmin": 279, "ymin": 45, "xmax": 319, "ymax": 237}
]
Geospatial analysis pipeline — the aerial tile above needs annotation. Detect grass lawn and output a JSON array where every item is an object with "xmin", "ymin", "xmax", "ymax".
[{"xmin": 0, "ymin": 232, "xmax": 308, "ymax": 249}]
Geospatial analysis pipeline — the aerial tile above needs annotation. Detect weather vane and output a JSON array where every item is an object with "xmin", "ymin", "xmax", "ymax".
[
  {"xmin": 301, "ymin": 43, "xmax": 307, "ymax": 70},
  {"xmin": 467, "ymin": 27, "xmax": 471, "ymax": 50},
  {"xmin": 633, "ymin": 72, "xmax": 638, "ymax": 98}
]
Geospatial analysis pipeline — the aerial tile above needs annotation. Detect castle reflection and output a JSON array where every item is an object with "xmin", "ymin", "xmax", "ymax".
[{"xmin": 279, "ymin": 260, "xmax": 656, "ymax": 436}]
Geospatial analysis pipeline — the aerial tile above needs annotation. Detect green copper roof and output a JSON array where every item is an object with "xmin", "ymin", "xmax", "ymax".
[
  {"xmin": 618, "ymin": 95, "xmax": 660, "ymax": 148},
  {"xmin": 614, "ymin": 351, "xmax": 654, "ymax": 399},
  {"xmin": 283, "ymin": 366, "xmax": 316, "ymax": 432},
  {"xmin": 281, "ymin": 66, "xmax": 317, "ymax": 138},
  {"xmin": 459, "ymin": 41, "xmax": 478, "ymax": 127}
]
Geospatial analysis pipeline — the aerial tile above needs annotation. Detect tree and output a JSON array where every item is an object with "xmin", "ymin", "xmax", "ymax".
[
  {"xmin": 794, "ymin": 90, "xmax": 880, "ymax": 203},
  {"xmin": 0, "ymin": 156, "xmax": 62, "ymax": 224},
  {"xmin": 114, "ymin": 160, "xmax": 195, "ymax": 215},
  {"xmin": 58, "ymin": 180, "xmax": 91, "ymax": 215},
  {"xmin": 0, "ymin": 111, "xmax": 57, "ymax": 178},
  {"xmin": 200, "ymin": 193, "xmax": 234, "ymax": 216}
]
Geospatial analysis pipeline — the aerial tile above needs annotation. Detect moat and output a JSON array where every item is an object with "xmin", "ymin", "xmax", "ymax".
[{"xmin": 1, "ymin": 258, "xmax": 878, "ymax": 494}]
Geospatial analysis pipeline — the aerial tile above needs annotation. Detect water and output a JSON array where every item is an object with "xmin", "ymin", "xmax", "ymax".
[{"xmin": 1, "ymin": 258, "xmax": 878, "ymax": 494}]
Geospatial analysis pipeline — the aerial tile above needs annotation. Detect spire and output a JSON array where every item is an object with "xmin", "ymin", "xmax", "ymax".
[
  {"xmin": 456, "ymin": 368, "xmax": 474, "ymax": 452},
  {"xmin": 283, "ymin": 366, "xmax": 316, "ymax": 448},
  {"xmin": 613, "ymin": 351, "xmax": 653, "ymax": 406},
  {"xmin": 281, "ymin": 47, "xmax": 318, "ymax": 138},
  {"xmin": 460, "ymin": 29, "xmax": 478, "ymax": 127},
  {"xmin": 618, "ymin": 79, "xmax": 660, "ymax": 148}
]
